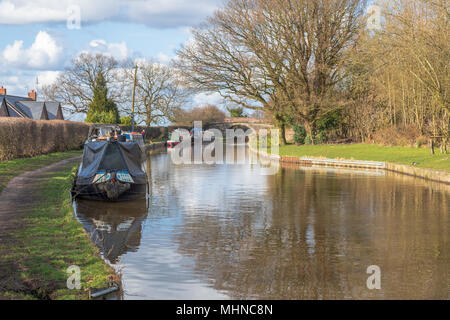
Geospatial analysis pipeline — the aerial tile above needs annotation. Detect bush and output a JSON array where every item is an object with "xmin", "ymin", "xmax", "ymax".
[
  {"xmin": 0, "ymin": 118, "xmax": 90, "ymax": 161},
  {"xmin": 293, "ymin": 124, "xmax": 307, "ymax": 145},
  {"xmin": 372, "ymin": 125, "xmax": 426, "ymax": 147},
  {"xmin": 315, "ymin": 131, "xmax": 327, "ymax": 144},
  {"xmin": 85, "ymin": 110, "xmax": 119, "ymax": 124},
  {"xmin": 120, "ymin": 116, "xmax": 132, "ymax": 125}
]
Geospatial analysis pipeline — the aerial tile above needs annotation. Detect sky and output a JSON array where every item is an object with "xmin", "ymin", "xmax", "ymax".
[{"xmin": 0, "ymin": 0, "xmax": 226, "ymax": 119}]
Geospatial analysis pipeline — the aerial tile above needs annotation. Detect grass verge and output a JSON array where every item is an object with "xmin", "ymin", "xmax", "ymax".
[
  {"xmin": 0, "ymin": 163, "xmax": 118, "ymax": 300},
  {"xmin": 0, "ymin": 150, "xmax": 83, "ymax": 193},
  {"xmin": 279, "ymin": 144, "xmax": 450, "ymax": 172}
]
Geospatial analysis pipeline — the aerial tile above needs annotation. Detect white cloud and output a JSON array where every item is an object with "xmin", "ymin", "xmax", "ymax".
[
  {"xmin": 0, "ymin": 0, "xmax": 120, "ymax": 25},
  {"xmin": 0, "ymin": 0, "xmax": 222, "ymax": 28},
  {"xmin": 0, "ymin": 65, "xmax": 60, "ymax": 96},
  {"xmin": 36, "ymin": 70, "xmax": 61, "ymax": 87},
  {"xmin": 193, "ymin": 92, "xmax": 224, "ymax": 107},
  {"xmin": 86, "ymin": 39, "xmax": 130, "ymax": 61},
  {"xmin": 1, "ymin": 31, "xmax": 63, "ymax": 69}
]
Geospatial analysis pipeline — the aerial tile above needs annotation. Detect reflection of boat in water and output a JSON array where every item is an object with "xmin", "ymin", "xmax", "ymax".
[
  {"xmin": 74, "ymin": 199, "xmax": 148, "ymax": 264},
  {"xmin": 72, "ymin": 125, "xmax": 148, "ymax": 201}
]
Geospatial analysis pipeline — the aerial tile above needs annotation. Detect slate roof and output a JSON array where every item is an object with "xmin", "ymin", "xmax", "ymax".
[
  {"xmin": 43, "ymin": 102, "xmax": 63, "ymax": 120},
  {"xmin": 0, "ymin": 94, "xmax": 64, "ymax": 120}
]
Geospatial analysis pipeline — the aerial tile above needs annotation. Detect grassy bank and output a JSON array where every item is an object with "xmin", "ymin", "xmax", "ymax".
[
  {"xmin": 0, "ymin": 161, "xmax": 117, "ymax": 300},
  {"xmin": 279, "ymin": 144, "xmax": 450, "ymax": 172},
  {"xmin": 0, "ymin": 150, "xmax": 82, "ymax": 193}
]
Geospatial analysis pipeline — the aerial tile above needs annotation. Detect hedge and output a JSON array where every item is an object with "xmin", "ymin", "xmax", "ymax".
[{"xmin": 0, "ymin": 118, "xmax": 90, "ymax": 161}]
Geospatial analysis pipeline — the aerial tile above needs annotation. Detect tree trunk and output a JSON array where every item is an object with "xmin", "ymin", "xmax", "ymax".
[{"xmin": 279, "ymin": 122, "xmax": 287, "ymax": 146}]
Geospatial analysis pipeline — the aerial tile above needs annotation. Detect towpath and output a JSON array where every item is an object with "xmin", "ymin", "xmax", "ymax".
[{"xmin": 0, "ymin": 156, "xmax": 81, "ymax": 299}]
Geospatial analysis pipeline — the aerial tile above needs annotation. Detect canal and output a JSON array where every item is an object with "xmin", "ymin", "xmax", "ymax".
[{"xmin": 74, "ymin": 148, "xmax": 449, "ymax": 299}]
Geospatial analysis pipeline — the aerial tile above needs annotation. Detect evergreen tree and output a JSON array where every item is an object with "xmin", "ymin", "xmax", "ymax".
[{"xmin": 85, "ymin": 73, "xmax": 120, "ymax": 124}]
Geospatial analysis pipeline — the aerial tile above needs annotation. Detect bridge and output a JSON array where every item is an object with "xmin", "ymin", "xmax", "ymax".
[{"xmin": 207, "ymin": 117, "xmax": 274, "ymax": 135}]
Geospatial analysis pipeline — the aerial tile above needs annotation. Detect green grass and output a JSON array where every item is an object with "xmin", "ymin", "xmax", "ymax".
[
  {"xmin": 0, "ymin": 163, "xmax": 117, "ymax": 300},
  {"xmin": 0, "ymin": 150, "xmax": 83, "ymax": 193},
  {"xmin": 279, "ymin": 144, "xmax": 450, "ymax": 172}
]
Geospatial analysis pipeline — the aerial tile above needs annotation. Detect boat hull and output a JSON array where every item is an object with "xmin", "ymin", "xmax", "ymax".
[{"xmin": 73, "ymin": 182, "xmax": 147, "ymax": 202}]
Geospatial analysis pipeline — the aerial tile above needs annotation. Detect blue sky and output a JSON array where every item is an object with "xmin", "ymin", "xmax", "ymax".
[{"xmin": 0, "ymin": 0, "xmax": 225, "ymax": 112}]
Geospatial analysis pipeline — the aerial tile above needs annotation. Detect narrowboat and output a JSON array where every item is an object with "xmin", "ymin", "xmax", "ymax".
[
  {"xmin": 72, "ymin": 125, "xmax": 148, "ymax": 201},
  {"xmin": 167, "ymin": 129, "xmax": 185, "ymax": 149}
]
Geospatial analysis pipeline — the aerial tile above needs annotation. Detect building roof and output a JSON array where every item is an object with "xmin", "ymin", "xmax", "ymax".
[
  {"xmin": 15, "ymin": 101, "xmax": 46, "ymax": 119},
  {"xmin": 0, "ymin": 94, "xmax": 64, "ymax": 120},
  {"xmin": 43, "ymin": 102, "xmax": 63, "ymax": 120}
]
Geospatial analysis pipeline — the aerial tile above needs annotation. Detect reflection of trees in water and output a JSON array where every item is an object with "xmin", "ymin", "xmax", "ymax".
[
  {"xmin": 75, "ymin": 200, "xmax": 148, "ymax": 264},
  {"xmin": 174, "ymin": 168, "xmax": 450, "ymax": 299}
]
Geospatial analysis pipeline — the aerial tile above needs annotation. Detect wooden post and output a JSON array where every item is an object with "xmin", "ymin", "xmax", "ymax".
[
  {"xmin": 430, "ymin": 138, "xmax": 435, "ymax": 155},
  {"xmin": 131, "ymin": 64, "xmax": 138, "ymax": 132}
]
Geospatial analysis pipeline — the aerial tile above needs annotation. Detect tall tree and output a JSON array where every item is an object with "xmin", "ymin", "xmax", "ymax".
[
  {"xmin": 121, "ymin": 60, "xmax": 189, "ymax": 126},
  {"xmin": 175, "ymin": 0, "xmax": 366, "ymax": 143},
  {"xmin": 85, "ymin": 73, "xmax": 120, "ymax": 124},
  {"xmin": 41, "ymin": 53, "xmax": 121, "ymax": 116},
  {"xmin": 345, "ymin": 0, "xmax": 449, "ymax": 143}
]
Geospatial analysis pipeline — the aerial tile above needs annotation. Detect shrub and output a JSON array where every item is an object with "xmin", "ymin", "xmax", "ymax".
[
  {"xmin": 315, "ymin": 131, "xmax": 327, "ymax": 144},
  {"xmin": 372, "ymin": 125, "xmax": 425, "ymax": 147},
  {"xmin": 293, "ymin": 124, "xmax": 307, "ymax": 145},
  {"xmin": 0, "ymin": 118, "xmax": 90, "ymax": 161},
  {"xmin": 120, "ymin": 116, "xmax": 132, "ymax": 125}
]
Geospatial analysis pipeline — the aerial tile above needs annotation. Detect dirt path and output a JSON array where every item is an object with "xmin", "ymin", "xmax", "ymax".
[
  {"xmin": 0, "ymin": 156, "xmax": 81, "ymax": 241},
  {"xmin": 0, "ymin": 156, "xmax": 81, "ymax": 299}
]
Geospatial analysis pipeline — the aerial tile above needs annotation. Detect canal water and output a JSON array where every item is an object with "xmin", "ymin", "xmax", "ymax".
[{"xmin": 74, "ymin": 148, "xmax": 450, "ymax": 299}]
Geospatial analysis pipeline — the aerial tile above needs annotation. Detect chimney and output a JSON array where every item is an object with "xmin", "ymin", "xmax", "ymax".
[
  {"xmin": 0, "ymin": 86, "xmax": 6, "ymax": 95},
  {"xmin": 28, "ymin": 89, "xmax": 37, "ymax": 101}
]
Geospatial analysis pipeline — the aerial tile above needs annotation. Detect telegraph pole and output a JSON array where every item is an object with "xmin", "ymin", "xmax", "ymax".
[{"xmin": 131, "ymin": 64, "xmax": 138, "ymax": 132}]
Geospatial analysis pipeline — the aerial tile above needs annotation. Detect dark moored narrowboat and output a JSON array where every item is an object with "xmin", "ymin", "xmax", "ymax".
[{"xmin": 72, "ymin": 125, "xmax": 148, "ymax": 201}]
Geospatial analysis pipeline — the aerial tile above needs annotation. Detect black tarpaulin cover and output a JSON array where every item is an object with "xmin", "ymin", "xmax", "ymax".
[{"xmin": 77, "ymin": 141, "xmax": 147, "ymax": 185}]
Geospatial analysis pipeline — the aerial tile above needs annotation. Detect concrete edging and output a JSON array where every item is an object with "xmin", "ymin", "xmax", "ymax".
[
  {"xmin": 280, "ymin": 156, "xmax": 450, "ymax": 185},
  {"xmin": 384, "ymin": 162, "xmax": 450, "ymax": 185},
  {"xmin": 249, "ymin": 144, "xmax": 450, "ymax": 185}
]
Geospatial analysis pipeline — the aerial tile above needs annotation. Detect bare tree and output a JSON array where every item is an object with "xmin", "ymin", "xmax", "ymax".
[
  {"xmin": 175, "ymin": 0, "xmax": 366, "ymax": 143},
  {"xmin": 121, "ymin": 60, "xmax": 189, "ymax": 126},
  {"xmin": 172, "ymin": 105, "xmax": 226, "ymax": 126},
  {"xmin": 41, "ymin": 53, "xmax": 121, "ymax": 115},
  {"xmin": 346, "ymin": 0, "xmax": 449, "ymax": 145}
]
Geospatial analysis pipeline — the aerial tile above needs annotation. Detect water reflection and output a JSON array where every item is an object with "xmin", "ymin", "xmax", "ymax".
[
  {"xmin": 74, "ymin": 149, "xmax": 450, "ymax": 300},
  {"xmin": 75, "ymin": 200, "xmax": 148, "ymax": 263}
]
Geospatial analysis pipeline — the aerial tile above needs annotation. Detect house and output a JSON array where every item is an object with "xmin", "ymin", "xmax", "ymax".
[{"xmin": 0, "ymin": 86, "xmax": 64, "ymax": 120}]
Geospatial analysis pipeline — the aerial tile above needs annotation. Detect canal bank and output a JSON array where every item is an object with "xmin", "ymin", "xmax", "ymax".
[
  {"xmin": 0, "ymin": 153, "xmax": 118, "ymax": 300},
  {"xmin": 252, "ymin": 144, "xmax": 450, "ymax": 185}
]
